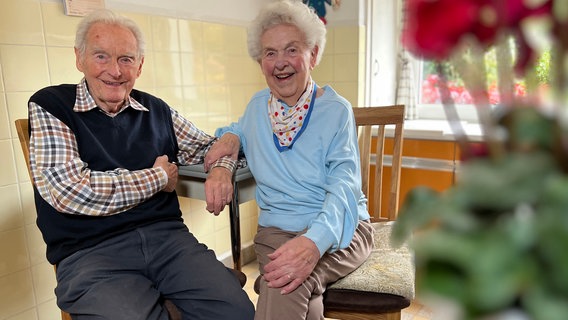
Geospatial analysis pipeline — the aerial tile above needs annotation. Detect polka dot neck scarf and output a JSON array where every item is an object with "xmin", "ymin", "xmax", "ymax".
[{"xmin": 268, "ymin": 78, "xmax": 317, "ymax": 151}]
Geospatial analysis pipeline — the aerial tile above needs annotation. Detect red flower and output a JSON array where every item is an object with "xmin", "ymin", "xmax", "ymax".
[
  {"xmin": 403, "ymin": 0, "xmax": 552, "ymax": 61},
  {"xmin": 403, "ymin": 0, "xmax": 487, "ymax": 59}
]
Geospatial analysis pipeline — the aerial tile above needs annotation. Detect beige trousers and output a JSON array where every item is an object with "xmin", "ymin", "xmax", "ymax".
[{"xmin": 253, "ymin": 220, "xmax": 374, "ymax": 320}]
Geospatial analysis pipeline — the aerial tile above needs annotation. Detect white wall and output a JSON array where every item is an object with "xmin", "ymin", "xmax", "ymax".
[{"xmin": 43, "ymin": 0, "xmax": 362, "ymax": 26}]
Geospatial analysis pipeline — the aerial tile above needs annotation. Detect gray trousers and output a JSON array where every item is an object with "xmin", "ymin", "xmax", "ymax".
[
  {"xmin": 254, "ymin": 220, "xmax": 374, "ymax": 320},
  {"xmin": 55, "ymin": 220, "xmax": 255, "ymax": 320}
]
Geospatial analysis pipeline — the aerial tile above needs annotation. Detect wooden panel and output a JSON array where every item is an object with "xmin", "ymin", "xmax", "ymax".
[
  {"xmin": 370, "ymin": 138, "xmax": 458, "ymax": 215},
  {"xmin": 370, "ymin": 165, "xmax": 454, "ymax": 216},
  {"xmin": 384, "ymin": 138, "xmax": 456, "ymax": 161}
]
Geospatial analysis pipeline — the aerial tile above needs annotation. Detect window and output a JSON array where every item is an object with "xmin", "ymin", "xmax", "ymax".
[{"xmin": 415, "ymin": 41, "xmax": 551, "ymax": 123}]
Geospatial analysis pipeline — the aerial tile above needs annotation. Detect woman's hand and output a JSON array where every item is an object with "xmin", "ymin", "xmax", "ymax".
[{"xmin": 262, "ymin": 236, "xmax": 320, "ymax": 294}]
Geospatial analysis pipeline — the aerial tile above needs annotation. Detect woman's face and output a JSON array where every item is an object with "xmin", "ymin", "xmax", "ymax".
[{"xmin": 259, "ymin": 24, "xmax": 318, "ymax": 106}]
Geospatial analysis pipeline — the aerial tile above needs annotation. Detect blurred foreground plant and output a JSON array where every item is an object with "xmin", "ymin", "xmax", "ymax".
[{"xmin": 392, "ymin": 1, "xmax": 568, "ymax": 319}]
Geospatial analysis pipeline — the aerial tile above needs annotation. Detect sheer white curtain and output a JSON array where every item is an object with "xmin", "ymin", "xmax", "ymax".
[{"xmin": 394, "ymin": 0, "xmax": 417, "ymax": 119}]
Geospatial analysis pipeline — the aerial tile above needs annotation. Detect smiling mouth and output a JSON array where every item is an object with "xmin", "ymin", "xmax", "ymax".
[
  {"xmin": 275, "ymin": 73, "xmax": 293, "ymax": 80},
  {"xmin": 102, "ymin": 80, "xmax": 125, "ymax": 86}
]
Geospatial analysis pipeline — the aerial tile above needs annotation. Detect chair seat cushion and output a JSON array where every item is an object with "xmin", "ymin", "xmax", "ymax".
[{"xmin": 326, "ymin": 222, "xmax": 415, "ymax": 300}]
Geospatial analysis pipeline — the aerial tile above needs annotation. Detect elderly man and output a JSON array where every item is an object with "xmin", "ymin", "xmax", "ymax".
[{"xmin": 28, "ymin": 9, "xmax": 254, "ymax": 320}]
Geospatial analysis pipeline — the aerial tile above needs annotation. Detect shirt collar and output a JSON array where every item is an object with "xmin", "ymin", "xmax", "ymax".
[{"xmin": 74, "ymin": 78, "xmax": 149, "ymax": 113}]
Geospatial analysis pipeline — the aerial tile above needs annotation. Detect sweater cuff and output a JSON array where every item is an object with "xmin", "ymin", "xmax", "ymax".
[{"xmin": 303, "ymin": 224, "xmax": 336, "ymax": 257}]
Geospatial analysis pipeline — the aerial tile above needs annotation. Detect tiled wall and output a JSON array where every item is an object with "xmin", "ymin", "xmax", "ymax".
[{"xmin": 0, "ymin": 1, "xmax": 364, "ymax": 318}]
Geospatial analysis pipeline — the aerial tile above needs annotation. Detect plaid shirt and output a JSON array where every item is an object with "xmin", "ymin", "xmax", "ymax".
[{"xmin": 29, "ymin": 79, "xmax": 237, "ymax": 216}]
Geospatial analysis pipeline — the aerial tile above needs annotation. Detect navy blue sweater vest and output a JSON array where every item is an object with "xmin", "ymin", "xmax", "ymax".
[{"xmin": 29, "ymin": 84, "xmax": 182, "ymax": 264}]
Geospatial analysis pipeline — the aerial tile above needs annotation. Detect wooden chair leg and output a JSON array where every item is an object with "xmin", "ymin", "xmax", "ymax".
[{"xmin": 61, "ymin": 311, "xmax": 72, "ymax": 320}]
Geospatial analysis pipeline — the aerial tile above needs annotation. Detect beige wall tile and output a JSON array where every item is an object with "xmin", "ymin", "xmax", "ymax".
[
  {"xmin": 181, "ymin": 52, "xmax": 205, "ymax": 86},
  {"xmin": 204, "ymin": 53, "xmax": 227, "ymax": 84},
  {"xmin": 179, "ymin": 20, "xmax": 204, "ymax": 53},
  {"xmin": 333, "ymin": 25, "xmax": 360, "ymax": 54},
  {"xmin": 0, "ymin": 185, "xmax": 24, "ymax": 232},
  {"xmin": 331, "ymin": 82, "xmax": 360, "ymax": 108},
  {"xmin": 199, "ymin": 233, "xmax": 216, "ymax": 252},
  {"xmin": 0, "ymin": 140, "xmax": 17, "ymax": 185},
  {"xmin": 227, "ymin": 85, "xmax": 252, "ymax": 119},
  {"xmin": 0, "ymin": 95, "xmax": 9, "ymax": 140},
  {"xmin": 153, "ymin": 51, "xmax": 182, "ymax": 87},
  {"xmin": 153, "ymin": 86, "xmax": 184, "ymax": 110},
  {"xmin": 202, "ymin": 22, "xmax": 225, "ymax": 54},
  {"xmin": 0, "ymin": 1, "xmax": 43, "ymax": 46},
  {"xmin": 136, "ymin": 51, "xmax": 156, "ymax": 90},
  {"xmin": 1, "ymin": 45, "xmax": 50, "ymax": 92},
  {"xmin": 184, "ymin": 198, "xmax": 215, "ymax": 238},
  {"xmin": 41, "ymin": 2, "xmax": 80, "ymax": 47},
  {"xmin": 46, "ymin": 47, "xmax": 83, "ymax": 85},
  {"xmin": 25, "ymin": 223, "xmax": 47, "ymax": 267},
  {"xmin": 31, "ymin": 262, "xmax": 57, "ymax": 304},
  {"xmin": 6, "ymin": 308, "xmax": 39, "ymax": 320},
  {"xmin": 0, "ymin": 270, "xmax": 36, "ymax": 318},
  {"xmin": 182, "ymin": 86, "xmax": 208, "ymax": 115},
  {"xmin": 333, "ymin": 53, "xmax": 359, "ymax": 82},
  {"xmin": 214, "ymin": 208, "xmax": 230, "ymax": 231},
  {"xmin": 205, "ymin": 85, "xmax": 230, "ymax": 133},
  {"xmin": 0, "ymin": 228, "xmax": 30, "ymax": 276},
  {"xmin": 224, "ymin": 25, "xmax": 247, "ymax": 56},
  {"xmin": 37, "ymin": 299, "xmax": 60, "ymax": 320},
  {"xmin": 151, "ymin": 16, "xmax": 180, "ymax": 52},
  {"xmin": 241, "ymin": 216, "xmax": 256, "ymax": 244},
  {"xmin": 20, "ymin": 183, "xmax": 36, "ymax": 225},
  {"xmin": 0, "ymin": 62, "xmax": 4, "ymax": 92},
  {"xmin": 214, "ymin": 226, "xmax": 231, "ymax": 254},
  {"xmin": 226, "ymin": 56, "xmax": 258, "ymax": 86},
  {"xmin": 122, "ymin": 12, "xmax": 154, "ymax": 52},
  {"xmin": 312, "ymin": 53, "xmax": 334, "ymax": 83},
  {"xmin": 6, "ymin": 92, "xmax": 34, "ymax": 137},
  {"xmin": 13, "ymin": 139, "xmax": 30, "ymax": 184}
]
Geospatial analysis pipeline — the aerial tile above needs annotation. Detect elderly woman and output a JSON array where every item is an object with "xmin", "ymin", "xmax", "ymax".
[{"xmin": 212, "ymin": 1, "xmax": 374, "ymax": 319}]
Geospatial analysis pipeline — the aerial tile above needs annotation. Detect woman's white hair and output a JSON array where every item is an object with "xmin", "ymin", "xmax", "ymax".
[
  {"xmin": 75, "ymin": 9, "xmax": 145, "ymax": 59},
  {"xmin": 247, "ymin": 0, "xmax": 326, "ymax": 65}
]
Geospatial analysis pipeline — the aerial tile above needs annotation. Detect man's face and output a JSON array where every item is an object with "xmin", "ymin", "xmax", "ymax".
[{"xmin": 75, "ymin": 22, "xmax": 143, "ymax": 113}]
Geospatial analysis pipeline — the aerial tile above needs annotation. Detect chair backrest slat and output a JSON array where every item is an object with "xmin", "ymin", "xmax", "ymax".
[{"xmin": 353, "ymin": 105, "xmax": 404, "ymax": 222}]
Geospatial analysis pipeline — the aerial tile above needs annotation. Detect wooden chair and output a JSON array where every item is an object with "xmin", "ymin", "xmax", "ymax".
[
  {"xmin": 253, "ymin": 105, "xmax": 414, "ymax": 319},
  {"xmin": 322, "ymin": 105, "xmax": 414, "ymax": 320},
  {"xmin": 15, "ymin": 119, "xmax": 246, "ymax": 320}
]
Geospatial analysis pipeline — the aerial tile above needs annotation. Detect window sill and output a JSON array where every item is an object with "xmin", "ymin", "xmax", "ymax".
[{"xmin": 386, "ymin": 119, "xmax": 484, "ymax": 142}]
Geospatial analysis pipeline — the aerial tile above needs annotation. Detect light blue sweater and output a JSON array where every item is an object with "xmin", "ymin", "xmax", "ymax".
[{"xmin": 216, "ymin": 86, "xmax": 370, "ymax": 256}]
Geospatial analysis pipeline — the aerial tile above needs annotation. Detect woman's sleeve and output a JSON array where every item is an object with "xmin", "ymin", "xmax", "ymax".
[{"xmin": 303, "ymin": 107, "xmax": 364, "ymax": 256}]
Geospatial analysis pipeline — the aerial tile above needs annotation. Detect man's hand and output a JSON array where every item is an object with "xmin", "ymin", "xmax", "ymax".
[
  {"xmin": 204, "ymin": 166, "xmax": 233, "ymax": 215},
  {"xmin": 153, "ymin": 155, "xmax": 178, "ymax": 192},
  {"xmin": 262, "ymin": 236, "xmax": 320, "ymax": 294},
  {"xmin": 204, "ymin": 133, "xmax": 240, "ymax": 172}
]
